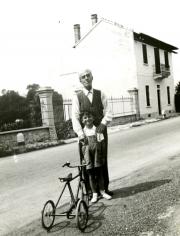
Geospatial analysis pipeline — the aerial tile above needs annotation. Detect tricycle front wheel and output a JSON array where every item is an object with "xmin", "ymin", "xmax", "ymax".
[{"xmin": 76, "ymin": 199, "xmax": 88, "ymax": 231}]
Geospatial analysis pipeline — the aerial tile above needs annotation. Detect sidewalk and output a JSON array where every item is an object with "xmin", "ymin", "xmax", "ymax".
[
  {"xmin": 108, "ymin": 118, "xmax": 160, "ymax": 134},
  {"xmin": 63, "ymin": 118, "xmax": 161, "ymax": 144}
]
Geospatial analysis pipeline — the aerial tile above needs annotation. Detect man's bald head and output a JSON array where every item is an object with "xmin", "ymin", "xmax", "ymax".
[{"xmin": 79, "ymin": 69, "xmax": 93, "ymax": 91}]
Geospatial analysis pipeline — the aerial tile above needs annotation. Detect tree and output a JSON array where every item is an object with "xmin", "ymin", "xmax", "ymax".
[
  {"xmin": 52, "ymin": 91, "xmax": 64, "ymax": 126},
  {"xmin": 26, "ymin": 84, "xmax": 40, "ymax": 102},
  {"xmin": 175, "ymin": 81, "xmax": 180, "ymax": 112},
  {"xmin": 175, "ymin": 81, "xmax": 180, "ymax": 95},
  {"xmin": 26, "ymin": 84, "xmax": 41, "ymax": 127},
  {"xmin": 1, "ymin": 89, "xmax": 7, "ymax": 95},
  {"xmin": 0, "ymin": 90, "xmax": 29, "ymax": 127}
]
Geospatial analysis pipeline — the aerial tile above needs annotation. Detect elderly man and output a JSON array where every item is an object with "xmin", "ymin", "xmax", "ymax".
[{"xmin": 72, "ymin": 69, "xmax": 113, "ymax": 195}]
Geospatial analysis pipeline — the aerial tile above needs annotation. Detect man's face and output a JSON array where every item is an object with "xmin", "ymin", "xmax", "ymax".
[{"xmin": 79, "ymin": 70, "xmax": 93, "ymax": 90}]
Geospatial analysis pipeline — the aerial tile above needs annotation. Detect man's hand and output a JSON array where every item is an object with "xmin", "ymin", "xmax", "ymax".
[{"xmin": 96, "ymin": 123, "xmax": 106, "ymax": 133}]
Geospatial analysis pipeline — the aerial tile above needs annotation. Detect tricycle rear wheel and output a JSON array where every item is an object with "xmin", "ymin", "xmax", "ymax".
[{"xmin": 42, "ymin": 200, "xmax": 55, "ymax": 231}]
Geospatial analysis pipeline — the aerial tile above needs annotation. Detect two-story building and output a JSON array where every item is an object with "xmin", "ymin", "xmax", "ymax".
[
  {"xmin": 60, "ymin": 15, "xmax": 178, "ymax": 119},
  {"xmin": 134, "ymin": 32, "xmax": 178, "ymax": 118}
]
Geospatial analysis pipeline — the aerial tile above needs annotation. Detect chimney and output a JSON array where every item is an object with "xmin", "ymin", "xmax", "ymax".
[
  {"xmin": 74, "ymin": 24, "xmax": 81, "ymax": 43},
  {"xmin": 91, "ymin": 14, "xmax": 98, "ymax": 26}
]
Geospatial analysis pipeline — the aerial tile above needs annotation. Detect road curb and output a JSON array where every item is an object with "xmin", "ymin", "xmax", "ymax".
[{"xmin": 63, "ymin": 137, "xmax": 78, "ymax": 144}]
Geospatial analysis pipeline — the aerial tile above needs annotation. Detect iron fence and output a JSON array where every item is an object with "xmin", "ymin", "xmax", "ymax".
[
  {"xmin": 63, "ymin": 96, "xmax": 136, "ymax": 121},
  {"xmin": 108, "ymin": 96, "xmax": 136, "ymax": 117}
]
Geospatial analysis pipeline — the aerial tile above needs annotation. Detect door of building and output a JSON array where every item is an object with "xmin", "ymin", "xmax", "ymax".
[{"xmin": 157, "ymin": 85, "xmax": 161, "ymax": 115}]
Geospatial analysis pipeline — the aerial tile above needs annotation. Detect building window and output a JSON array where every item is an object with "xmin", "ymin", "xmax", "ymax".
[
  {"xmin": 142, "ymin": 44, "xmax": 148, "ymax": 64},
  {"xmin": 164, "ymin": 51, "xmax": 170, "ymax": 69},
  {"xmin": 145, "ymin": 85, "xmax": 150, "ymax": 106},
  {"xmin": 167, "ymin": 86, "xmax": 171, "ymax": 104},
  {"xmin": 154, "ymin": 48, "xmax": 161, "ymax": 74}
]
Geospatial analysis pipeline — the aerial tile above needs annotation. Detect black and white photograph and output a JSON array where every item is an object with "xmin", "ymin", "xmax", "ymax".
[{"xmin": 0, "ymin": 0, "xmax": 180, "ymax": 235}]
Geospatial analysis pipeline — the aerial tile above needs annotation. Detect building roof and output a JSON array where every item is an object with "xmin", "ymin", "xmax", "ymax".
[
  {"xmin": 73, "ymin": 18, "xmax": 130, "ymax": 48},
  {"xmin": 73, "ymin": 17, "xmax": 178, "ymax": 53},
  {"xmin": 134, "ymin": 32, "xmax": 178, "ymax": 53}
]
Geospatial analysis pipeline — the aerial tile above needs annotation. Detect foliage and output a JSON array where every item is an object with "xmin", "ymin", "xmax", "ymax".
[
  {"xmin": 175, "ymin": 81, "xmax": 180, "ymax": 95},
  {"xmin": 0, "ymin": 85, "xmax": 42, "ymax": 131},
  {"xmin": 25, "ymin": 140, "xmax": 63, "ymax": 152},
  {"xmin": 26, "ymin": 84, "xmax": 40, "ymax": 102},
  {"xmin": 0, "ymin": 120, "xmax": 30, "ymax": 132},
  {"xmin": 55, "ymin": 120, "xmax": 77, "ymax": 140},
  {"xmin": 0, "ymin": 144, "xmax": 13, "ymax": 157},
  {"xmin": 0, "ymin": 85, "xmax": 67, "ymax": 134},
  {"xmin": 52, "ymin": 91, "xmax": 63, "ymax": 106},
  {"xmin": 175, "ymin": 81, "xmax": 180, "ymax": 112},
  {"xmin": 0, "ymin": 90, "xmax": 29, "ymax": 127},
  {"xmin": 26, "ymin": 84, "xmax": 42, "ymax": 127},
  {"xmin": 52, "ymin": 91, "xmax": 64, "ymax": 127}
]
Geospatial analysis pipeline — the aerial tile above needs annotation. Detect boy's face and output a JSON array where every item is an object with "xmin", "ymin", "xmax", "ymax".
[{"xmin": 82, "ymin": 113, "xmax": 94, "ymax": 127}]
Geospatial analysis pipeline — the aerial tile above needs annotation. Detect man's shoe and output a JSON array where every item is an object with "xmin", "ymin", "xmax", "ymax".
[
  {"xmin": 105, "ymin": 190, "xmax": 114, "ymax": 196},
  {"xmin": 100, "ymin": 190, "xmax": 112, "ymax": 200}
]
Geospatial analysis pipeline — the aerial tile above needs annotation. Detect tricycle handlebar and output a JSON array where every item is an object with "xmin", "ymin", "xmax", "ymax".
[{"xmin": 62, "ymin": 161, "xmax": 88, "ymax": 168}]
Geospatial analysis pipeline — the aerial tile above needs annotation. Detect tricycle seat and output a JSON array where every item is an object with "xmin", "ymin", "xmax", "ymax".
[{"xmin": 59, "ymin": 173, "xmax": 72, "ymax": 182}]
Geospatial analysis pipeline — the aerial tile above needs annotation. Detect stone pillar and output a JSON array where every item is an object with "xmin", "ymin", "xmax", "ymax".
[
  {"xmin": 37, "ymin": 87, "xmax": 57, "ymax": 141},
  {"xmin": 128, "ymin": 88, "xmax": 140, "ymax": 119}
]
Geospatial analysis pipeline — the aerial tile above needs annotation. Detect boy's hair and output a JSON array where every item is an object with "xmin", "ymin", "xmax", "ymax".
[{"xmin": 81, "ymin": 111, "xmax": 94, "ymax": 123}]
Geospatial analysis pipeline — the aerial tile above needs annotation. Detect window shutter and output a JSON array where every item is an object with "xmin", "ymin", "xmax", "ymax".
[
  {"xmin": 164, "ymin": 51, "xmax": 169, "ymax": 69},
  {"xmin": 142, "ymin": 44, "xmax": 148, "ymax": 64},
  {"xmin": 154, "ymin": 48, "xmax": 161, "ymax": 74}
]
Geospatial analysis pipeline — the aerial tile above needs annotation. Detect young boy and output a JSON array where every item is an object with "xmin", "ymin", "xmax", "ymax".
[{"xmin": 81, "ymin": 111, "xmax": 112, "ymax": 203}]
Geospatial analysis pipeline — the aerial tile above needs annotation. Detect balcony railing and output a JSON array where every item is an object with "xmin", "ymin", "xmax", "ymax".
[{"xmin": 153, "ymin": 64, "xmax": 170, "ymax": 80}]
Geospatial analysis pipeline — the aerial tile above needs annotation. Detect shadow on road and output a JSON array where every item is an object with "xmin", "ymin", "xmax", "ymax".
[
  {"xmin": 112, "ymin": 179, "xmax": 172, "ymax": 199},
  {"xmin": 49, "ymin": 202, "xmax": 107, "ymax": 234},
  {"xmin": 84, "ymin": 202, "xmax": 107, "ymax": 233},
  {"xmin": 50, "ymin": 220, "xmax": 71, "ymax": 233}
]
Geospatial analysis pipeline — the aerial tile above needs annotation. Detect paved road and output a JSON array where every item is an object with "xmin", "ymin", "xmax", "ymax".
[{"xmin": 1, "ymin": 116, "xmax": 180, "ymax": 235}]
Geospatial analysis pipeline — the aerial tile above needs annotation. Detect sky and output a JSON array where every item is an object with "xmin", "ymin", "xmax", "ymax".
[{"xmin": 0, "ymin": 0, "xmax": 179, "ymax": 96}]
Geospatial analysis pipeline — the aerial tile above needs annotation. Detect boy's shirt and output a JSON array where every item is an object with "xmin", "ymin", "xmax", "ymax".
[
  {"xmin": 83, "ymin": 125, "xmax": 104, "ymax": 142},
  {"xmin": 83, "ymin": 125, "xmax": 96, "ymax": 136}
]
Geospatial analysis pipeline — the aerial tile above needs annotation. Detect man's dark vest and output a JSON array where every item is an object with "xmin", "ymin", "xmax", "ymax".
[{"xmin": 77, "ymin": 89, "xmax": 104, "ymax": 127}]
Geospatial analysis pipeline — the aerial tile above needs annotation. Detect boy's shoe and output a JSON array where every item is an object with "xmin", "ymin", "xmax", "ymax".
[
  {"xmin": 100, "ymin": 190, "xmax": 112, "ymax": 200},
  {"xmin": 91, "ymin": 193, "xmax": 98, "ymax": 203}
]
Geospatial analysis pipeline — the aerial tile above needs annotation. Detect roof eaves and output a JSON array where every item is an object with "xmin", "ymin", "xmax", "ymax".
[{"xmin": 134, "ymin": 32, "xmax": 178, "ymax": 53}]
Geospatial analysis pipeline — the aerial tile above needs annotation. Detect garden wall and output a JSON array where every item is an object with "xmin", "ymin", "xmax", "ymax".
[
  {"xmin": 0, "ymin": 126, "xmax": 50, "ymax": 147},
  {"xmin": 0, "ymin": 126, "xmax": 51, "ymax": 157},
  {"xmin": 110, "ymin": 114, "xmax": 137, "ymax": 126}
]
